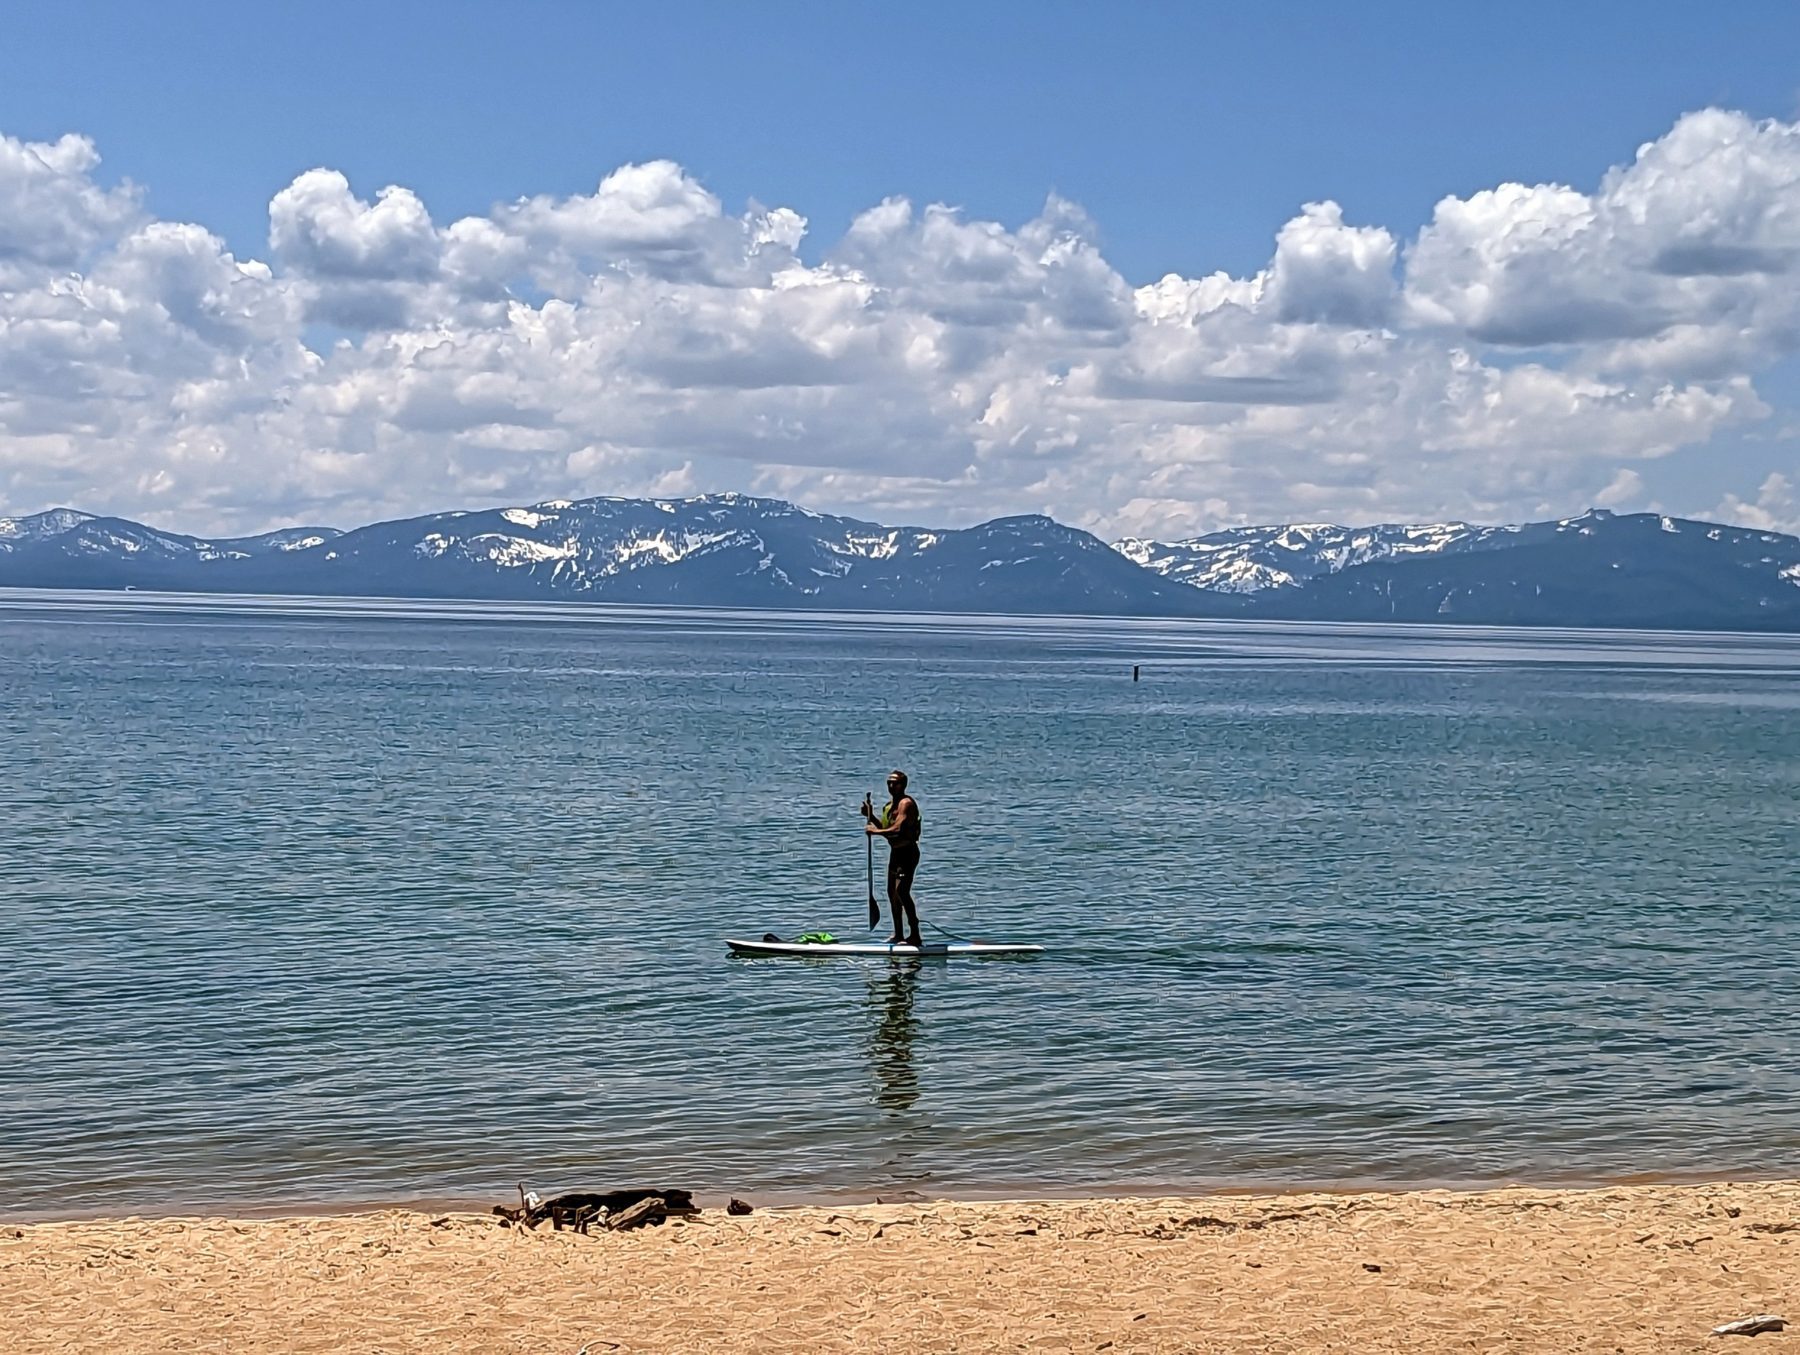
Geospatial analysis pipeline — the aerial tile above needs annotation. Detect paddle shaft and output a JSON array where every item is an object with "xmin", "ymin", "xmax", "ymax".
[{"xmin": 864, "ymin": 791, "xmax": 879, "ymax": 929}]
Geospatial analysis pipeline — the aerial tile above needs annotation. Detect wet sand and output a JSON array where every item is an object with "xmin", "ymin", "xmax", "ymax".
[{"xmin": 4, "ymin": 1180, "xmax": 1797, "ymax": 1352}]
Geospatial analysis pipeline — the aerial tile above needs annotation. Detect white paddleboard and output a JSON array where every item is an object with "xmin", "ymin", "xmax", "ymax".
[{"xmin": 727, "ymin": 937, "xmax": 1045, "ymax": 959}]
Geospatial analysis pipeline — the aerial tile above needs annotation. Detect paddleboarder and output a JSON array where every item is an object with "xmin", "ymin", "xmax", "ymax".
[{"xmin": 863, "ymin": 770, "xmax": 922, "ymax": 946}]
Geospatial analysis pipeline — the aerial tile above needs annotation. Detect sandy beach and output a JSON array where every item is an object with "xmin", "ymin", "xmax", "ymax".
[{"xmin": 3, "ymin": 1181, "xmax": 1796, "ymax": 1353}]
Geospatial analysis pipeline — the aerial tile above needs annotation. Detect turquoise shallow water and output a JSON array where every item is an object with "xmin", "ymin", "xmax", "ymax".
[{"xmin": 3, "ymin": 590, "xmax": 1799, "ymax": 1218}]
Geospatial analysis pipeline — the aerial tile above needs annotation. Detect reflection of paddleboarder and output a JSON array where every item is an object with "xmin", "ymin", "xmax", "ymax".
[
  {"xmin": 867, "ymin": 962, "xmax": 921, "ymax": 1113},
  {"xmin": 862, "ymin": 770, "xmax": 922, "ymax": 946}
]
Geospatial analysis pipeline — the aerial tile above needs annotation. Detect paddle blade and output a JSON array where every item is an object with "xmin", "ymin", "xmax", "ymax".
[{"xmin": 866, "ymin": 815, "xmax": 878, "ymax": 929}]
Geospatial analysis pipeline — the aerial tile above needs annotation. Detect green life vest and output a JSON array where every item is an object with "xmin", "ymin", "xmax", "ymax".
[{"xmin": 880, "ymin": 799, "xmax": 919, "ymax": 842}]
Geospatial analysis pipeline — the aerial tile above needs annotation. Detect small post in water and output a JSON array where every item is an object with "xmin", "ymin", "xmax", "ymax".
[{"xmin": 1132, "ymin": 664, "xmax": 1140, "ymax": 682}]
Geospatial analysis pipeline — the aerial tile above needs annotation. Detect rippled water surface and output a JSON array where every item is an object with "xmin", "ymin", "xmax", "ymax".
[{"xmin": 3, "ymin": 590, "xmax": 1799, "ymax": 1216}]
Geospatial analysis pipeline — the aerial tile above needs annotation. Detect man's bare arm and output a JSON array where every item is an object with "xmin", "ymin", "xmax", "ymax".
[{"xmin": 866, "ymin": 796, "xmax": 917, "ymax": 837}]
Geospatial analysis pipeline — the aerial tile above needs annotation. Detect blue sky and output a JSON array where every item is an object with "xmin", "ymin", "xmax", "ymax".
[
  {"xmin": 2, "ymin": 1, "xmax": 1799, "ymax": 535},
  {"xmin": 8, "ymin": 1, "xmax": 1796, "ymax": 281}
]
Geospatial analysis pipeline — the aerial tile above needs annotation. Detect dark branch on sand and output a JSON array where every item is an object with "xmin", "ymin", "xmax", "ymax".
[{"xmin": 492, "ymin": 1183, "xmax": 702, "ymax": 1234}]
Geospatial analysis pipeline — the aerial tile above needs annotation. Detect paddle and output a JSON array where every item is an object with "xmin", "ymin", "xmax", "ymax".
[{"xmin": 863, "ymin": 791, "xmax": 880, "ymax": 929}]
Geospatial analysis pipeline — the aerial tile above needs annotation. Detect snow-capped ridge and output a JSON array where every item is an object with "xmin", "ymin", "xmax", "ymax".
[
  {"xmin": 241, "ymin": 490, "xmax": 1160, "ymax": 610},
  {"xmin": 1115, "ymin": 519, "xmax": 1488, "ymax": 594},
  {"xmin": 5, "ymin": 495, "xmax": 1800, "ymax": 630},
  {"xmin": 0, "ymin": 508, "xmax": 96, "ymax": 544}
]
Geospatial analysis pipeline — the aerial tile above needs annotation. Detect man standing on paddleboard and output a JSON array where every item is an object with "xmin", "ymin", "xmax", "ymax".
[{"xmin": 864, "ymin": 770, "xmax": 923, "ymax": 946}]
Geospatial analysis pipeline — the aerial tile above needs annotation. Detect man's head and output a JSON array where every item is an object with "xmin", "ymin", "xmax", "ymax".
[{"xmin": 887, "ymin": 769, "xmax": 908, "ymax": 794}]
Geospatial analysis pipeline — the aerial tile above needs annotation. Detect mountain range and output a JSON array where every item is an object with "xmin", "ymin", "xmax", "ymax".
[{"xmin": 4, "ymin": 493, "xmax": 1800, "ymax": 631}]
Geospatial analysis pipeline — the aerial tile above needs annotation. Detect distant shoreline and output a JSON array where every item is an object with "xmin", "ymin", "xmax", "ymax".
[{"xmin": 10, "ymin": 581, "xmax": 1800, "ymax": 638}]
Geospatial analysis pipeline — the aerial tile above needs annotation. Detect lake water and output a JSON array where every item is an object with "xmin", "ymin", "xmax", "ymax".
[{"xmin": 3, "ymin": 589, "xmax": 1799, "ymax": 1218}]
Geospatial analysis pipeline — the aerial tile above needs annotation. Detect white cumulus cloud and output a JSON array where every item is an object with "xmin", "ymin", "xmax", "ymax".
[
  {"xmin": 1404, "ymin": 110, "xmax": 1800, "ymax": 371},
  {"xmin": 1267, "ymin": 201, "xmax": 1398, "ymax": 328},
  {"xmin": 0, "ymin": 133, "xmax": 141, "ymax": 280},
  {"xmin": 1711, "ymin": 470, "xmax": 1800, "ymax": 534},
  {"xmin": 0, "ymin": 111, "xmax": 1798, "ymax": 538}
]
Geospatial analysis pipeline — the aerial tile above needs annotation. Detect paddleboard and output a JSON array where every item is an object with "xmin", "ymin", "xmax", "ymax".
[{"xmin": 727, "ymin": 937, "xmax": 1044, "ymax": 959}]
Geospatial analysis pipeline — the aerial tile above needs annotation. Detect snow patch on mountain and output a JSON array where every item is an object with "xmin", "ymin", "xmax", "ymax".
[
  {"xmin": 837, "ymin": 531, "xmax": 904, "ymax": 560},
  {"xmin": 613, "ymin": 530, "xmax": 739, "ymax": 566},
  {"xmin": 0, "ymin": 508, "xmax": 96, "ymax": 544},
  {"xmin": 469, "ymin": 534, "xmax": 577, "ymax": 566},
  {"xmin": 1116, "ymin": 521, "xmax": 1486, "ymax": 594}
]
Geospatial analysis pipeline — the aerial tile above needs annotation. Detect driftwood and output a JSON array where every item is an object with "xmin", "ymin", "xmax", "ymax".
[
  {"xmin": 492, "ymin": 1184, "xmax": 700, "ymax": 1234},
  {"xmin": 606, "ymin": 1197, "xmax": 667, "ymax": 1231},
  {"xmin": 1712, "ymin": 1314, "xmax": 1786, "ymax": 1336}
]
